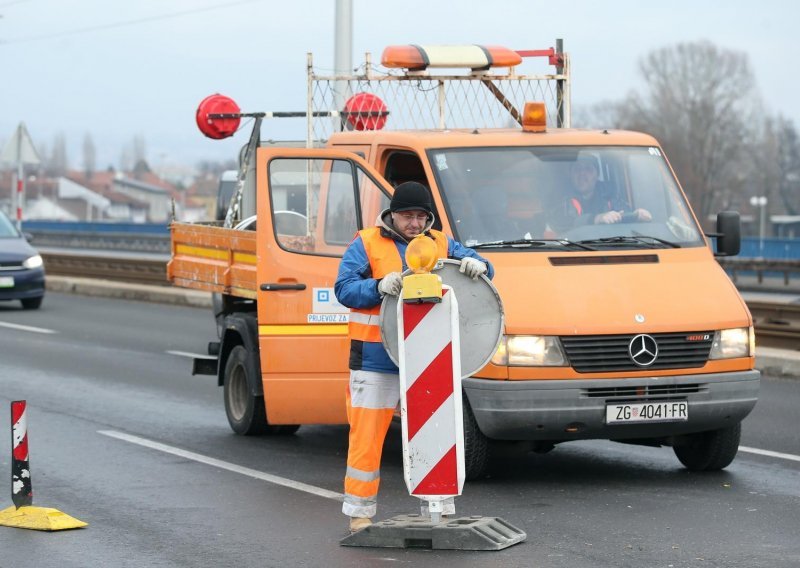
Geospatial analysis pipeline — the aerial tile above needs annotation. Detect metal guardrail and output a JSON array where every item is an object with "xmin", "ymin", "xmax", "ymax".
[
  {"xmin": 32, "ymin": 231, "xmax": 170, "ymax": 254},
  {"xmin": 41, "ymin": 252, "xmax": 167, "ymax": 286},
  {"xmin": 40, "ymin": 252, "xmax": 800, "ymax": 348},
  {"xmin": 717, "ymin": 257, "xmax": 800, "ymax": 286},
  {"xmin": 748, "ymin": 300, "xmax": 800, "ymax": 350}
]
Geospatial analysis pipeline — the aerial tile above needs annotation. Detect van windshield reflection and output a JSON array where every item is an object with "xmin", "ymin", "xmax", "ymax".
[{"xmin": 429, "ymin": 146, "xmax": 703, "ymax": 250}]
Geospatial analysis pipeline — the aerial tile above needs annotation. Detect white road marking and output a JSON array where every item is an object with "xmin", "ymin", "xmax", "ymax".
[
  {"xmin": 166, "ymin": 350, "xmax": 214, "ymax": 359},
  {"xmin": 98, "ymin": 430, "xmax": 343, "ymax": 501},
  {"xmin": 739, "ymin": 446, "xmax": 800, "ymax": 464},
  {"xmin": 0, "ymin": 321, "xmax": 57, "ymax": 334}
]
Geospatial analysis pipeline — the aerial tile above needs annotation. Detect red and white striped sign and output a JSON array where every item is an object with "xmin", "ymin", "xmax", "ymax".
[
  {"xmin": 397, "ymin": 286, "xmax": 464, "ymax": 502},
  {"xmin": 11, "ymin": 400, "xmax": 33, "ymax": 508}
]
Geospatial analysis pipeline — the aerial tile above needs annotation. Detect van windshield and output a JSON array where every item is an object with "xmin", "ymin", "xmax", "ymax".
[{"xmin": 428, "ymin": 146, "xmax": 704, "ymax": 250}]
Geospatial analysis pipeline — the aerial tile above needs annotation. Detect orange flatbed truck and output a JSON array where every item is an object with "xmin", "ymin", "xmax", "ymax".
[{"xmin": 168, "ymin": 44, "xmax": 759, "ymax": 479}]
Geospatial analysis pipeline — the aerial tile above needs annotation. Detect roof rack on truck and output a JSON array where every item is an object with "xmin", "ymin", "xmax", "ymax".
[
  {"xmin": 195, "ymin": 41, "xmax": 571, "ymax": 228},
  {"xmin": 306, "ymin": 40, "xmax": 570, "ymax": 143}
]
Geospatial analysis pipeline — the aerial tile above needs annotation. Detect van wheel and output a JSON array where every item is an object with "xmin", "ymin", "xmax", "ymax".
[
  {"xmin": 673, "ymin": 423, "xmax": 741, "ymax": 471},
  {"xmin": 223, "ymin": 346, "xmax": 299, "ymax": 436},
  {"xmin": 463, "ymin": 395, "xmax": 489, "ymax": 480}
]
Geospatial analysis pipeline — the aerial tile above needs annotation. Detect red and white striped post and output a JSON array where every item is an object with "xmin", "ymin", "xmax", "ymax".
[
  {"xmin": 15, "ymin": 170, "xmax": 24, "ymax": 230},
  {"xmin": 398, "ymin": 286, "xmax": 464, "ymax": 521},
  {"xmin": 0, "ymin": 400, "xmax": 87, "ymax": 530},
  {"xmin": 11, "ymin": 400, "xmax": 33, "ymax": 509}
]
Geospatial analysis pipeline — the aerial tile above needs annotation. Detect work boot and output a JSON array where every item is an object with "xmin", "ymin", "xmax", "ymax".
[{"xmin": 349, "ymin": 517, "xmax": 372, "ymax": 533}]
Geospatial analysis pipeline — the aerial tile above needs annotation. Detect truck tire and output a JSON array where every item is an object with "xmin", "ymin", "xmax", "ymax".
[
  {"xmin": 463, "ymin": 395, "xmax": 489, "ymax": 480},
  {"xmin": 223, "ymin": 345, "xmax": 299, "ymax": 436},
  {"xmin": 673, "ymin": 423, "xmax": 741, "ymax": 471}
]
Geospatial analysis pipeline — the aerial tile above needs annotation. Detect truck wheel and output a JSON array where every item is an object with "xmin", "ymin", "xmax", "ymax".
[
  {"xmin": 223, "ymin": 346, "xmax": 299, "ymax": 436},
  {"xmin": 463, "ymin": 395, "xmax": 489, "ymax": 480},
  {"xmin": 673, "ymin": 423, "xmax": 741, "ymax": 471}
]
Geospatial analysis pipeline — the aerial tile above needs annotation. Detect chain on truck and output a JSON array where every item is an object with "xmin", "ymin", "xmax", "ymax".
[{"xmin": 168, "ymin": 40, "xmax": 759, "ymax": 480}]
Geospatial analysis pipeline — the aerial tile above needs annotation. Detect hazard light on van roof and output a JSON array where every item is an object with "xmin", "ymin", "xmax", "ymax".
[
  {"xmin": 381, "ymin": 45, "xmax": 522, "ymax": 71},
  {"xmin": 521, "ymin": 102, "xmax": 547, "ymax": 133}
]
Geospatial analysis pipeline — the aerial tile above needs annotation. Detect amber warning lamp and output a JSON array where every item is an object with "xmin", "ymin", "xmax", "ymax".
[
  {"xmin": 402, "ymin": 235, "xmax": 442, "ymax": 303},
  {"xmin": 521, "ymin": 102, "xmax": 547, "ymax": 133}
]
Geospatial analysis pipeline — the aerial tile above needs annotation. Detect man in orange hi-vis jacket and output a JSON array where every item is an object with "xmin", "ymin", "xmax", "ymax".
[{"xmin": 334, "ymin": 181, "xmax": 494, "ymax": 533}]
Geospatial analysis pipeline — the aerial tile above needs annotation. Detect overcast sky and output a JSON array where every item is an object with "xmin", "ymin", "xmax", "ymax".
[{"xmin": 2, "ymin": 0, "xmax": 798, "ymax": 174}]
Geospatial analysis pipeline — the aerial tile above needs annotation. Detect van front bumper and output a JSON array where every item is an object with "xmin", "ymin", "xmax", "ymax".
[{"xmin": 463, "ymin": 370, "xmax": 760, "ymax": 441}]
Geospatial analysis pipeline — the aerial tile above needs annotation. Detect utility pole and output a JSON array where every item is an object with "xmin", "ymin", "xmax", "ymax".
[{"xmin": 333, "ymin": 0, "xmax": 353, "ymax": 131}]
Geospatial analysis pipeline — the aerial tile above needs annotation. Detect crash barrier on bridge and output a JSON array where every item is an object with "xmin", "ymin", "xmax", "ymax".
[
  {"xmin": 717, "ymin": 257, "xmax": 800, "ymax": 286},
  {"xmin": 342, "ymin": 252, "xmax": 525, "ymax": 550},
  {"xmin": 0, "ymin": 401, "xmax": 87, "ymax": 531},
  {"xmin": 22, "ymin": 221, "xmax": 170, "ymax": 254}
]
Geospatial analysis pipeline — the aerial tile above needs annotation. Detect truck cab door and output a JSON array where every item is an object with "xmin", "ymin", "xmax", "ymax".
[{"xmin": 256, "ymin": 148, "xmax": 392, "ymax": 424}]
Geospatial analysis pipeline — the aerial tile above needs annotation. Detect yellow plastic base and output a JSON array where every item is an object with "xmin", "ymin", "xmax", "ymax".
[
  {"xmin": 402, "ymin": 273, "xmax": 442, "ymax": 303},
  {"xmin": 0, "ymin": 505, "xmax": 87, "ymax": 531}
]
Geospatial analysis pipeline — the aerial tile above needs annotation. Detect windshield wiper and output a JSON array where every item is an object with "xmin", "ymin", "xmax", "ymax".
[
  {"xmin": 576, "ymin": 235, "xmax": 681, "ymax": 248},
  {"xmin": 472, "ymin": 238, "xmax": 596, "ymax": 251}
]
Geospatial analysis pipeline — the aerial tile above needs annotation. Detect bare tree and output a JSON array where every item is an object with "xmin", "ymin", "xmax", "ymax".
[
  {"xmin": 132, "ymin": 134, "xmax": 147, "ymax": 165},
  {"xmin": 612, "ymin": 41, "xmax": 760, "ymax": 223},
  {"xmin": 47, "ymin": 132, "xmax": 69, "ymax": 177},
  {"xmin": 119, "ymin": 145, "xmax": 132, "ymax": 173},
  {"xmin": 772, "ymin": 117, "xmax": 800, "ymax": 215},
  {"xmin": 82, "ymin": 133, "xmax": 96, "ymax": 180}
]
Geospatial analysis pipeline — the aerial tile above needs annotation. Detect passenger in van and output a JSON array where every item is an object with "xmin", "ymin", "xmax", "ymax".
[
  {"xmin": 561, "ymin": 156, "xmax": 652, "ymax": 226},
  {"xmin": 334, "ymin": 181, "xmax": 494, "ymax": 533}
]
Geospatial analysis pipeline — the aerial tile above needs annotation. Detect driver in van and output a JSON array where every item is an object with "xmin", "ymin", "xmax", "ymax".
[{"xmin": 563, "ymin": 155, "xmax": 651, "ymax": 226}]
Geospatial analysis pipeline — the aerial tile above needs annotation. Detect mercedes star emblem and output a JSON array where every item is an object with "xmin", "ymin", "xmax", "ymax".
[{"xmin": 629, "ymin": 334, "xmax": 658, "ymax": 366}]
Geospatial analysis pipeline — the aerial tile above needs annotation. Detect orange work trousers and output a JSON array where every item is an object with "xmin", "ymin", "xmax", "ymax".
[{"xmin": 342, "ymin": 370, "xmax": 400, "ymax": 518}]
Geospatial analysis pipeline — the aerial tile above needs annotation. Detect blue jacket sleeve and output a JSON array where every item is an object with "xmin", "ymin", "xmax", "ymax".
[
  {"xmin": 447, "ymin": 237, "xmax": 495, "ymax": 280},
  {"xmin": 334, "ymin": 235, "xmax": 384, "ymax": 309}
]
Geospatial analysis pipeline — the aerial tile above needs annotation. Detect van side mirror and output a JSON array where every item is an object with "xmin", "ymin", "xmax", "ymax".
[
  {"xmin": 713, "ymin": 211, "xmax": 741, "ymax": 257},
  {"xmin": 23, "ymin": 232, "xmax": 34, "ymax": 243}
]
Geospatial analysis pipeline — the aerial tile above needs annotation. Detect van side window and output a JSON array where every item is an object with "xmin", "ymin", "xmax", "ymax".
[
  {"xmin": 356, "ymin": 170, "xmax": 391, "ymax": 227},
  {"xmin": 267, "ymin": 158, "xmax": 390, "ymax": 257}
]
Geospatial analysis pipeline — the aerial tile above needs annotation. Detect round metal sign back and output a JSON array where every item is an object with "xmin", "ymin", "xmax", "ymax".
[{"xmin": 380, "ymin": 259, "xmax": 504, "ymax": 378}]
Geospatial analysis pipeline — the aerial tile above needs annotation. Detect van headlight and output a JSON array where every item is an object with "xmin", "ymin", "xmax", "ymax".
[
  {"xmin": 23, "ymin": 255, "xmax": 43, "ymax": 269},
  {"xmin": 490, "ymin": 335, "xmax": 567, "ymax": 366},
  {"xmin": 709, "ymin": 327, "xmax": 753, "ymax": 359}
]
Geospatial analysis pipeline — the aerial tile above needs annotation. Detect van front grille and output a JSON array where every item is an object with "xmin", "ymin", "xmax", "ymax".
[
  {"xmin": 583, "ymin": 383, "xmax": 706, "ymax": 399},
  {"xmin": 561, "ymin": 332, "xmax": 713, "ymax": 373}
]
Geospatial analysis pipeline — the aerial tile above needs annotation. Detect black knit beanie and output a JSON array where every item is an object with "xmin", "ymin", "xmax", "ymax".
[{"xmin": 390, "ymin": 182, "xmax": 433, "ymax": 215}]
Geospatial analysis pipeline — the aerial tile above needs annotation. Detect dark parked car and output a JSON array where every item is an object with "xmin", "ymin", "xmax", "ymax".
[{"xmin": 0, "ymin": 211, "xmax": 45, "ymax": 309}]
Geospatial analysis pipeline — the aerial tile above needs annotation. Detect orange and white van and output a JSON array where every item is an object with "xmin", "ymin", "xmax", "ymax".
[{"xmin": 169, "ymin": 44, "xmax": 759, "ymax": 479}]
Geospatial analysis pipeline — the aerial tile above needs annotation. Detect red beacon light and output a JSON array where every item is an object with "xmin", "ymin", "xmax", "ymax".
[
  {"xmin": 343, "ymin": 93, "xmax": 388, "ymax": 131},
  {"xmin": 381, "ymin": 44, "xmax": 522, "ymax": 72},
  {"xmin": 196, "ymin": 94, "xmax": 242, "ymax": 139}
]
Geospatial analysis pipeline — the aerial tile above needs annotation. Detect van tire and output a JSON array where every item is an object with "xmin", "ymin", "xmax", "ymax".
[
  {"xmin": 463, "ymin": 395, "xmax": 489, "ymax": 480},
  {"xmin": 673, "ymin": 423, "xmax": 741, "ymax": 471},
  {"xmin": 223, "ymin": 345, "xmax": 299, "ymax": 436}
]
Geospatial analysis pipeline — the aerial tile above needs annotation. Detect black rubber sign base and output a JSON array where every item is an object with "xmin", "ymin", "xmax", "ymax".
[{"xmin": 340, "ymin": 514, "xmax": 526, "ymax": 550}]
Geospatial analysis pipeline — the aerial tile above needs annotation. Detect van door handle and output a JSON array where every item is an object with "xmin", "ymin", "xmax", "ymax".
[{"xmin": 260, "ymin": 283, "xmax": 307, "ymax": 291}]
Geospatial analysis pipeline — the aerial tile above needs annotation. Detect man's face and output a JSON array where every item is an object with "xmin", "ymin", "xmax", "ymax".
[
  {"xmin": 391, "ymin": 209, "xmax": 428, "ymax": 239},
  {"xmin": 571, "ymin": 162, "xmax": 598, "ymax": 196}
]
